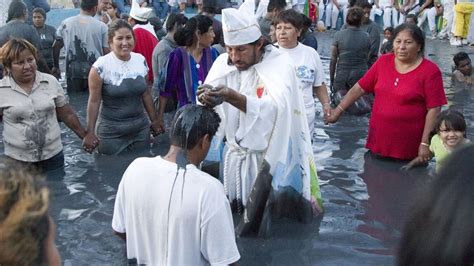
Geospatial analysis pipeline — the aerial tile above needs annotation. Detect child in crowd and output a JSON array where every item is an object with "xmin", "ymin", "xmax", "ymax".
[
  {"xmin": 380, "ymin": 26, "xmax": 393, "ymax": 54},
  {"xmin": 452, "ymin": 52, "xmax": 473, "ymax": 85},
  {"xmin": 404, "ymin": 13, "xmax": 418, "ymax": 25},
  {"xmin": 403, "ymin": 110, "xmax": 470, "ymax": 171}
]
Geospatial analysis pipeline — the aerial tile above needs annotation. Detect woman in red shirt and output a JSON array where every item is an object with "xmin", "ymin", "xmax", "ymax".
[{"xmin": 326, "ymin": 23, "xmax": 447, "ymax": 160}]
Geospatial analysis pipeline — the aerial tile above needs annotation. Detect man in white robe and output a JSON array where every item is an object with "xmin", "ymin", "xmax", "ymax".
[{"xmin": 198, "ymin": 7, "xmax": 323, "ymax": 237}]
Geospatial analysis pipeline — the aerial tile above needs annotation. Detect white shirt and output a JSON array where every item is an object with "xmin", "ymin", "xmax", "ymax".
[
  {"xmin": 0, "ymin": 72, "xmax": 67, "ymax": 162},
  {"xmin": 112, "ymin": 156, "xmax": 240, "ymax": 265},
  {"xmin": 278, "ymin": 43, "xmax": 324, "ymax": 134}
]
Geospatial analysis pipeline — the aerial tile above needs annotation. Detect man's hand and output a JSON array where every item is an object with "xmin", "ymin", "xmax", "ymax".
[{"xmin": 197, "ymin": 84, "xmax": 226, "ymax": 108}]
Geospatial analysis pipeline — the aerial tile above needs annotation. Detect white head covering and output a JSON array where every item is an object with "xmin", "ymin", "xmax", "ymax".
[
  {"xmin": 221, "ymin": 7, "xmax": 262, "ymax": 46},
  {"xmin": 129, "ymin": 1, "xmax": 153, "ymax": 22}
]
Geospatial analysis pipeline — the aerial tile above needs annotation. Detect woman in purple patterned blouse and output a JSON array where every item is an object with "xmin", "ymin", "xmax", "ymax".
[{"xmin": 156, "ymin": 15, "xmax": 218, "ymax": 133}]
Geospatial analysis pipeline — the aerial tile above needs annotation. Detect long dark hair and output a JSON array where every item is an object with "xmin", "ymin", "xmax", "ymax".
[{"xmin": 174, "ymin": 15, "xmax": 213, "ymax": 47}]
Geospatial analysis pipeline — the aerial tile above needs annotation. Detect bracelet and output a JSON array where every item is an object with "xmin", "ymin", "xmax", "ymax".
[
  {"xmin": 323, "ymin": 102, "xmax": 331, "ymax": 107},
  {"xmin": 420, "ymin": 142, "xmax": 429, "ymax": 147},
  {"xmin": 337, "ymin": 105, "xmax": 345, "ymax": 112}
]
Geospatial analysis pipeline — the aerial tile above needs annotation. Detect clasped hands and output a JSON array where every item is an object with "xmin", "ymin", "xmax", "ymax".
[{"xmin": 82, "ymin": 131, "xmax": 100, "ymax": 154}]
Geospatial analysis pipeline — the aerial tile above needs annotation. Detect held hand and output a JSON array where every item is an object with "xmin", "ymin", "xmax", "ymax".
[
  {"xmin": 150, "ymin": 119, "xmax": 165, "ymax": 136},
  {"xmin": 82, "ymin": 132, "xmax": 100, "ymax": 153},
  {"xmin": 401, "ymin": 156, "xmax": 423, "ymax": 170},
  {"xmin": 418, "ymin": 144, "xmax": 431, "ymax": 163},
  {"xmin": 324, "ymin": 108, "xmax": 341, "ymax": 124},
  {"xmin": 323, "ymin": 103, "xmax": 332, "ymax": 119}
]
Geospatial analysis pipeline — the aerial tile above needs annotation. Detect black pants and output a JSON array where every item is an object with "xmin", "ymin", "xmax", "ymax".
[{"xmin": 5, "ymin": 151, "xmax": 65, "ymax": 174}]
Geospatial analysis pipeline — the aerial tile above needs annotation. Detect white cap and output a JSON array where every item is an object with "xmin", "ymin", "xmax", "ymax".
[
  {"xmin": 222, "ymin": 8, "xmax": 262, "ymax": 46},
  {"xmin": 129, "ymin": 1, "xmax": 153, "ymax": 22}
]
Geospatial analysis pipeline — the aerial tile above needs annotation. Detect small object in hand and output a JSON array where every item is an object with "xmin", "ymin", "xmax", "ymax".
[{"xmin": 208, "ymin": 86, "xmax": 224, "ymax": 105}]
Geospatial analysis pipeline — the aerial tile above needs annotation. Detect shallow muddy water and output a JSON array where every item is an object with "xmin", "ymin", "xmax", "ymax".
[{"xmin": 1, "ymin": 35, "xmax": 472, "ymax": 265}]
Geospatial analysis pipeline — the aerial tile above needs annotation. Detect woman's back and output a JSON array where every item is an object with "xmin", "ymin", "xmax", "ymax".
[{"xmin": 333, "ymin": 27, "xmax": 371, "ymax": 69}]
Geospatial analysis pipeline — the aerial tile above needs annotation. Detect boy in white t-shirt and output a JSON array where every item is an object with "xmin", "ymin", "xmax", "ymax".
[{"xmin": 112, "ymin": 105, "xmax": 240, "ymax": 265}]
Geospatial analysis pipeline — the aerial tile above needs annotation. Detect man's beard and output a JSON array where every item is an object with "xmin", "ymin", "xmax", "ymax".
[{"xmin": 227, "ymin": 47, "xmax": 259, "ymax": 71}]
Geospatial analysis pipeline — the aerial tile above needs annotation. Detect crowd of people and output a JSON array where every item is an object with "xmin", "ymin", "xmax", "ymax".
[
  {"xmin": 0, "ymin": 0, "xmax": 473, "ymax": 264},
  {"xmin": 317, "ymin": 0, "xmax": 474, "ymax": 47}
]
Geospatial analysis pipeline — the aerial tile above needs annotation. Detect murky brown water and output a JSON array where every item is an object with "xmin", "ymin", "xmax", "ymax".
[{"xmin": 0, "ymin": 30, "xmax": 472, "ymax": 265}]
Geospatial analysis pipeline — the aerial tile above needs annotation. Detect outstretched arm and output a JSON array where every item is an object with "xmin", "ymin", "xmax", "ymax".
[
  {"xmin": 325, "ymin": 82, "xmax": 366, "ymax": 123},
  {"xmin": 418, "ymin": 107, "xmax": 440, "ymax": 162},
  {"xmin": 56, "ymin": 104, "xmax": 87, "ymax": 139},
  {"xmin": 83, "ymin": 68, "xmax": 103, "ymax": 152},
  {"xmin": 141, "ymin": 82, "xmax": 161, "ymax": 136},
  {"xmin": 313, "ymin": 84, "xmax": 331, "ymax": 117}
]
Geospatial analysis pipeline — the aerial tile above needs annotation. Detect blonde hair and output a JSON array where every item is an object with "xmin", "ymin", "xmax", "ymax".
[
  {"xmin": 0, "ymin": 160, "xmax": 50, "ymax": 265},
  {"xmin": 0, "ymin": 38, "xmax": 38, "ymax": 69}
]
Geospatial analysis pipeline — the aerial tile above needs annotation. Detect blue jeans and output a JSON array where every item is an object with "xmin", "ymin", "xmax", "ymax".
[
  {"xmin": 115, "ymin": 0, "xmax": 131, "ymax": 15},
  {"xmin": 152, "ymin": 1, "xmax": 170, "ymax": 19}
]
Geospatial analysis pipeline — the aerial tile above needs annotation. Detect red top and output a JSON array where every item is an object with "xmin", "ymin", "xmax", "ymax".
[
  {"xmin": 133, "ymin": 28, "xmax": 158, "ymax": 83},
  {"xmin": 358, "ymin": 53, "xmax": 447, "ymax": 160}
]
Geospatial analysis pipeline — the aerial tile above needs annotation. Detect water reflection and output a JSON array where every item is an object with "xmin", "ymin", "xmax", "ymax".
[
  {"xmin": 355, "ymin": 152, "xmax": 432, "ymax": 256},
  {"xmin": 0, "ymin": 40, "xmax": 472, "ymax": 264}
]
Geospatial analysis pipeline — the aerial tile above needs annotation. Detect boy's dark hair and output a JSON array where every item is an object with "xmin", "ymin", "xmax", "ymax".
[
  {"xmin": 384, "ymin": 26, "xmax": 394, "ymax": 33},
  {"xmin": 273, "ymin": 9, "xmax": 304, "ymax": 30},
  {"xmin": 32, "ymin": 7, "xmax": 47, "ymax": 19},
  {"xmin": 7, "ymin": 0, "xmax": 27, "ymax": 23},
  {"xmin": 453, "ymin": 52, "xmax": 471, "ymax": 67},
  {"xmin": 149, "ymin": 17, "xmax": 163, "ymax": 31},
  {"xmin": 405, "ymin": 13, "xmax": 418, "ymax": 24},
  {"xmin": 165, "ymin": 13, "xmax": 188, "ymax": 32},
  {"xmin": 170, "ymin": 105, "xmax": 221, "ymax": 150},
  {"xmin": 267, "ymin": 0, "xmax": 287, "ymax": 13},
  {"xmin": 80, "ymin": 0, "xmax": 98, "ymax": 11},
  {"xmin": 434, "ymin": 109, "xmax": 467, "ymax": 137}
]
